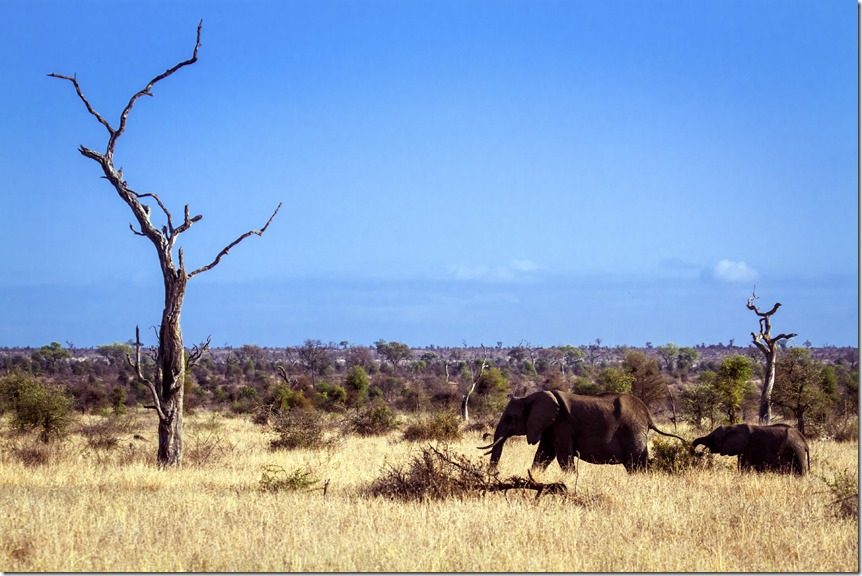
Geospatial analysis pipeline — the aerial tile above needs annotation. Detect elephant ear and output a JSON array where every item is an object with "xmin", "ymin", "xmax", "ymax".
[
  {"xmin": 525, "ymin": 391, "xmax": 560, "ymax": 445},
  {"xmin": 719, "ymin": 425, "xmax": 751, "ymax": 456}
]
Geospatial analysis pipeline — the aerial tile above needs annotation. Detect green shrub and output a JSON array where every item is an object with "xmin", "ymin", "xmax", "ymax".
[
  {"xmin": 0, "ymin": 372, "xmax": 74, "ymax": 442},
  {"xmin": 109, "ymin": 386, "xmax": 127, "ymax": 416},
  {"xmin": 402, "ymin": 411, "xmax": 462, "ymax": 442},
  {"xmin": 259, "ymin": 464, "xmax": 321, "ymax": 493},
  {"xmin": 315, "ymin": 382, "xmax": 347, "ymax": 412},
  {"xmin": 344, "ymin": 366, "xmax": 370, "ymax": 408},
  {"xmin": 345, "ymin": 404, "xmax": 400, "ymax": 437},
  {"xmin": 266, "ymin": 382, "xmax": 310, "ymax": 413},
  {"xmin": 650, "ymin": 436, "xmax": 714, "ymax": 474}
]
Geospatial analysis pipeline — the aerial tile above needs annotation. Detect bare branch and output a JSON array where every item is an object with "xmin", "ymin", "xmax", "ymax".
[
  {"xmin": 46, "ymin": 73, "xmax": 115, "ymax": 135},
  {"xmin": 130, "ymin": 189, "xmax": 175, "ymax": 231},
  {"xmin": 109, "ymin": 20, "xmax": 203, "ymax": 157},
  {"xmin": 50, "ymin": 21, "xmax": 203, "ymax": 162},
  {"xmin": 186, "ymin": 335, "xmax": 212, "ymax": 370},
  {"xmin": 187, "ymin": 202, "xmax": 283, "ymax": 278},
  {"xmin": 773, "ymin": 332, "xmax": 798, "ymax": 343},
  {"xmin": 126, "ymin": 326, "xmax": 167, "ymax": 422},
  {"xmin": 171, "ymin": 205, "xmax": 203, "ymax": 240}
]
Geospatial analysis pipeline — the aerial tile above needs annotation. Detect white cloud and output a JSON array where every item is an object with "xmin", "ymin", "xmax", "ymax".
[
  {"xmin": 713, "ymin": 260, "xmax": 759, "ymax": 283},
  {"xmin": 510, "ymin": 259, "xmax": 539, "ymax": 272}
]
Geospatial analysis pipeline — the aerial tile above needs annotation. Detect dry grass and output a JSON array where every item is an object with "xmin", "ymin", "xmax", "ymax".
[{"xmin": 0, "ymin": 409, "xmax": 857, "ymax": 572}]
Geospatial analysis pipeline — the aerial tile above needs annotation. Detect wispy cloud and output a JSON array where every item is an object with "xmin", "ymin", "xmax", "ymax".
[
  {"xmin": 447, "ymin": 259, "xmax": 540, "ymax": 283},
  {"xmin": 713, "ymin": 259, "xmax": 759, "ymax": 283}
]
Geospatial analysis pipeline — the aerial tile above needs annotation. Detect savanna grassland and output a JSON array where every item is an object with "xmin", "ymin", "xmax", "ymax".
[{"xmin": 0, "ymin": 409, "xmax": 857, "ymax": 572}]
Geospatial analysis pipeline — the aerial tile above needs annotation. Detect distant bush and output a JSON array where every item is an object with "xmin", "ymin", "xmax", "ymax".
[
  {"xmin": 259, "ymin": 464, "xmax": 322, "ymax": 493},
  {"xmin": 0, "ymin": 372, "xmax": 74, "ymax": 442},
  {"xmin": 402, "ymin": 411, "xmax": 462, "ymax": 442},
  {"xmin": 344, "ymin": 404, "xmax": 400, "ymax": 437},
  {"xmin": 315, "ymin": 382, "xmax": 347, "ymax": 412},
  {"xmin": 344, "ymin": 366, "xmax": 370, "ymax": 408},
  {"xmin": 269, "ymin": 409, "xmax": 334, "ymax": 451}
]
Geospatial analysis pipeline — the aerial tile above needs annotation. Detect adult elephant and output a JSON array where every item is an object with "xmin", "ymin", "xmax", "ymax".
[
  {"xmin": 692, "ymin": 423, "xmax": 809, "ymax": 475},
  {"xmin": 478, "ymin": 390, "xmax": 686, "ymax": 473}
]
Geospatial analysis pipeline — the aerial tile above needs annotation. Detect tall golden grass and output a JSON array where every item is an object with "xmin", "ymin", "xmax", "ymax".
[{"xmin": 0, "ymin": 409, "xmax": 857, "ymax": 572}]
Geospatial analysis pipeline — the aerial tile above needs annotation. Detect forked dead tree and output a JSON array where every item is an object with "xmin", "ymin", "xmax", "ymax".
[
  {"xmin": 50, "ymin": 21, "xmax": 281, "ymax": 467},
  {"xmin": 746, "ymin": 289, "xmax": 797, "ymax": 424},
  {"xmin": 460, "ymin": 344, "xmax": 488, "ymax": 423}
]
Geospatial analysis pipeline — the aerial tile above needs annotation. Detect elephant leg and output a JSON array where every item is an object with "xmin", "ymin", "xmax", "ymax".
[
  {"xmin": 623, "ymin": 449, "xmax": 649, "ymax": 473},
  {"xmin": 531, "ymin": 431, "xmax": 556, "ymax": 470}
]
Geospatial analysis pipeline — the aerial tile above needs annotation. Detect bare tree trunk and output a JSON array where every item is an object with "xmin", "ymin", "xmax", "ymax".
[
  {"xmin": 759, "ymin": 352, "xmax": 777, "ymax": 425},
  {"xmin": 51, "ymin": 21, "xmax": 281, "ymax": 468},
  {"xmin": 747, "ymin": 289, "xmax": 797, "ymax": 425},
  {"xmin": 156, "ymin": 275, "xmax": 187, "ymax": 466}
]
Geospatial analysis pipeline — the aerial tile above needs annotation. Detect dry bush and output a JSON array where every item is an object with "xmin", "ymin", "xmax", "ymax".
[
  {"xmin": 463, "ymin": 416, "xmax": 495, "ymax": 436},
  {"xmin": 364, "ymin": 444, "xmax": 566, "ymax": 502},
  {"xmin": 269, "ymin": 409, "xmax": 337, "ymax": 451},
  {"xmin": 822, "ymin": 415, "xmax": 859, "ymax": 442},
  {"xmin": 259, "ymin": 464, "xmax": 324, "ymax": 494},
  {"xmin": 343, "ymin": 404, "xmax": 400, "ymax": 437},
  {"xmin": 402, "ymin": 412, "xmax": 462, "ymax": 442},
  {"xmin": 650, "ymin": 436, "xmax": 716, "ymax": 474},
  {"xmin": 78, "ymin": 415, "xmax": 133, "ymax": 450},
  {"xmin": 2, "ymin": 437, "xmax": 57, "ymax": 466},
  {"xmin": 820, "ymin": 468, "xmax": 859, "ymax": 520}
]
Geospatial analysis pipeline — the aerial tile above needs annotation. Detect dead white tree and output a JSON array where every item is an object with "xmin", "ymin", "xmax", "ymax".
[
  {"xmin": 460, "ymin": 344, "xmax": 488, "ymax": 423},
  {"xmin": 747, "ymin": 288, "xmax": 797, "ymax": 424},
  {"xmin": 50, "ymin": 21, "xmax": 281, "ymax": 467}
]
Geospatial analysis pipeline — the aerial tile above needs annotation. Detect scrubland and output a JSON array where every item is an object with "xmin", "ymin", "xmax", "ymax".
[{"xmin": 0, "ymin": 409, "xmax": 857, "ymax": 572}]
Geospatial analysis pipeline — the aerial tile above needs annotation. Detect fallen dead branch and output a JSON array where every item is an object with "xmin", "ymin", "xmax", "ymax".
[{"xmin": 364, "ymin": 444, "xmax": 568, "ymax": 502}]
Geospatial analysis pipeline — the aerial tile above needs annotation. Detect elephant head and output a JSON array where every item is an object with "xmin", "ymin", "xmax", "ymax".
[
  {"xmin": 692, "ymin": 424, "xmax": 750, "ymax": 456},
  {"xmin": 479, "ymin": 391, "xmax": 561, "ymax": 468}
]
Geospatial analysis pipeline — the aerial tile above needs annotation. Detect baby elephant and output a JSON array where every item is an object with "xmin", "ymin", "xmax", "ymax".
[{"xmin": 693, "ymin": 423, "xmax": 809, "ymax": 475}]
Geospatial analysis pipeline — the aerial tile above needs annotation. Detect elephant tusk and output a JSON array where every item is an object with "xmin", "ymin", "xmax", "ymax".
[{"xmin": 476, "ymin": 436, "xmax": 506, "ymax": 451}]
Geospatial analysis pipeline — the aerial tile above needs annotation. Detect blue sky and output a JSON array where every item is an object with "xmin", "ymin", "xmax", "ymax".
[{"xmin": 0, "ymin": 0, "xmax": 857, "ymax": 349}]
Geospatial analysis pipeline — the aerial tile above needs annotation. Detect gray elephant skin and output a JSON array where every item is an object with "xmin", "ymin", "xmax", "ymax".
[
  {"xmin": 478, "ymin": 390, "xmax": 686, "ymax": 473},
  {"xmin": 692, "ymin": 423, "xmax": 810, "ymax": 475}
]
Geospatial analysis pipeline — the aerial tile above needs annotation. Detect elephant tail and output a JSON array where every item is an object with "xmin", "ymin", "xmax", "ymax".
[{"xmin": 649, "ymin": 423, "xmax": 687, "ymax": 444}]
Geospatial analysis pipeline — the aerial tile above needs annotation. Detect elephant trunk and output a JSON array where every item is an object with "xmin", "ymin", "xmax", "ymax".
[
  {"xmin": 487, "ymin": 422, "xmax": 510, "ymax": 467},
  {"xmin": 489, "ymin": 436, "xmax": 506, "ymax": 468}
]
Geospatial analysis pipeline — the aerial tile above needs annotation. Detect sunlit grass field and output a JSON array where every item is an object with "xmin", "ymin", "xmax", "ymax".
[{"xmin": 0, "ymin": 409, "xmax": 857, "ymax": 572}]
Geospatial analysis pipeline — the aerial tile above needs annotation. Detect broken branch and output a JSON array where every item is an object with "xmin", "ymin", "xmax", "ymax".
[{"xmin": 188, "ymin": 201, "xmax": 282, "ymax": 278}]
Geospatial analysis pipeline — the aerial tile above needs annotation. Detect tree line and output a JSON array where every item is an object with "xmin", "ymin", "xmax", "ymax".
[{"xmin": 1, "ymin": 339, "xmax": 857, "ymax": 444}]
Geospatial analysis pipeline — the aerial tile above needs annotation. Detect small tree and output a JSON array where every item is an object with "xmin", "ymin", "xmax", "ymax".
[
  {"xmin": 622, "ymin": 351, "xmax": 667, "ymax": 409},
  {"xmin": 297, "ymin": 339, "xmax": 333, "ymax": 385},
  {"xmin": 0, "ymin": 372, "xmax": 74, "ymax": 442},
  {"xmin": 681, "ymin": 376, "xmax": 720, "ymax": 429},
  {"xmin": 746, "ymin": 289, "xmax": 797, "ymax": 424},
  {"xmin": 656, "ymin": 343, "xmax": 680, "ymax": 373},
  {"xmin": 772, "ymin": 347, "xmax": 831, "ymax": 435},
  {"xmin": 344, "ymin": 365, "xmax": 371, "ymax": 408},
  {"xmin": 711, "ymin": 354, "xmax": 755, "ymax": 424},
  {"xmin": 375, "ymin": 340, "xmax": 413, "ymax": 372},
  {"xmin": 50, "ymin": 22, "xmax": 281, "ymax": 467},
  {"xmin": 595, "ymin": 366, "xmax": 635, "ymax": 394}
]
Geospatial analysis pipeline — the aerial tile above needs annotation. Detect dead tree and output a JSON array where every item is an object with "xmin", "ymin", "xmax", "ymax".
[
  {"xmin": 50, "ymin": 21, "xmax": 281, "ymax": 468},
  {"xmin": 460, "ymin": 344, "xmax": 488, "ymax": 423},
  {"xmin": 746, "ymin": 289, "xmax": 797, "ymax": 424}
]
